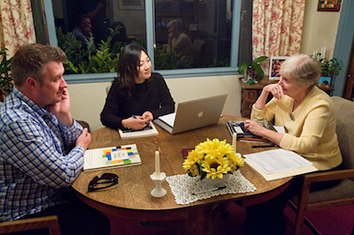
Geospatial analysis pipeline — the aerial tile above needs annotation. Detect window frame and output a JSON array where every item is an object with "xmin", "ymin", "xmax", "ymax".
[{"xmin": 44, "ymin": 0, "xmax": 241, "ymax": 84}]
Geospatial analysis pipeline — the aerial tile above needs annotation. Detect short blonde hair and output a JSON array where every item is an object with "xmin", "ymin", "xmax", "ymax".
[{"xmin": 279, "ymin": 54, "xmax": 321, "ymax": 87}]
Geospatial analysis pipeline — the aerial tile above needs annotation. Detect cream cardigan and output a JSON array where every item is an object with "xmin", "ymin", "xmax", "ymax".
[{"xmin": 251, "ymin": 86, "xmax": 342, "ymax": 170}]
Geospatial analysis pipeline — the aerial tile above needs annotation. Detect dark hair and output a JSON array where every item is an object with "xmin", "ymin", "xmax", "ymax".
[
  {"xmin": 114, "ymin": 43, "xmax": 150, "ymax": 98},
  {"xmin": 11, "ymin": 43, "xmax": 66, "ymax": 87},
  {"xmin": 111, "ymin": 21, "xmax": 128, "ymax": 44},
  {"xmin": 75, "ymin": 14, "xmax": 90, "ymax": 27}
]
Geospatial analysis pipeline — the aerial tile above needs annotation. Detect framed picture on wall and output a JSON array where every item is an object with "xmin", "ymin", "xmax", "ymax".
[
  {"xmin": 269, "ymin": 56, "xmax": 289, "ymax": 80},
  {"xmin": 318, "ymin": 76, "xmax": 331, "ymax": 87},
  {"xmin": 118, "ymin": 0, "xmax": 144, "ymax": 10},
  {"xmin": 317, "ymin": 0, "xmax": 341, "ymax": 12}
]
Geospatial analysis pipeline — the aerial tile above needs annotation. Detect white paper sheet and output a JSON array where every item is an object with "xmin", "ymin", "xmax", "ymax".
[
  {"xmin": 244, "ymin": 149, "xmax": 313, "ymax": 174},
  {"xmin": 158, "ymin": 113, "xmax": 176, "ymax": 127},
  {"xmin": 274, "ymin": 126, "xmax": 286, "ymax": 133}
]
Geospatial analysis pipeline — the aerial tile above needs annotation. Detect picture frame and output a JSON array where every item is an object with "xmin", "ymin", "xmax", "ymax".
[
  {"xmin": 317, "ymin": 0, "xmax": 341, "ymax": 12},
  {"xmin": 269, "ymin": 56, "xmax": 289, "ymax": 80},
  {"xmin": 118, "ymin": 0, "xmax": 144, "ymax": 10},
  {"xmin": 318, "ymin": 76, "xmax": 331, "ymax": 87}
]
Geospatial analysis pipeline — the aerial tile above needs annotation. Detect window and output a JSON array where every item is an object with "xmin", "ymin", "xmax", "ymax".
[
  {"xmin": 36, "ymin": 0, "xmax": 242, "ymax": 84},
  {"xmin": 153, "ymin": 0, "xmax": 233, "ymax": 70}
]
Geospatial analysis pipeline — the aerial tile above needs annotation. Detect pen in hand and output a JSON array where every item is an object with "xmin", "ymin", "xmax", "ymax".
[{"xmin": 132, "ymin": 115, "xmax": 150, "ymax": 126}]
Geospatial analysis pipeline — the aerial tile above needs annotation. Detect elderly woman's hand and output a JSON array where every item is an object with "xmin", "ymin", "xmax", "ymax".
[
  {"xmin": 244, "ymin": 120, "xmax": 266, "ymax": 137},
  {"xmin": 264, "ymin": 83, "xmax": 284, "ymax": 100}
]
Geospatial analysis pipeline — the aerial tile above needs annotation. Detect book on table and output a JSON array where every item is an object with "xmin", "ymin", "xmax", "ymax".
[
  {"xmin": 227, "ymin": 120, "xmax": 285, "ymax": 142},
  {"xmin": 83, "ymin": 144, "xmax": 141, "ymax": 172},
  {"xmin": 243, "ymin": 149, "xmax": 318, "ymax": 181},
  {"xmin": 118, "ymin": 122, "xmax": 158, "ymax": 139}
]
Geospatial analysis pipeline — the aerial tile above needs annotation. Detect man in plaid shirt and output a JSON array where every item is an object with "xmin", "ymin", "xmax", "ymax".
[{"xmin": 0, "ymin": 44, "xmax": 110, "ymax": 234}]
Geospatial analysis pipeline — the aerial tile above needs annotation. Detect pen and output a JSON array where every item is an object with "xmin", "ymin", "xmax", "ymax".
[
  {"xmin": 132, "ymin": 115, "xmax": 150, "ymax": 126},
  {"xmin": 191, "ymin": 186, "xmax": 226, "ymax": 195},
  {"xmin": 252, "ymin": 144, "xmax": 276, "ymax": 148}
]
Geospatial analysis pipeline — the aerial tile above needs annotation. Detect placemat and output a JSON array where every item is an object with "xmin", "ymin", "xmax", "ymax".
[{"xmin": 166, "ymin": 171, "xmax": 257, "ymax": 205}]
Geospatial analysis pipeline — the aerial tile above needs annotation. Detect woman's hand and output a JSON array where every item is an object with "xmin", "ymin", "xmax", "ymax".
[
  {"xmin": 121, "ymin": 113, "xmax": 152, "ymax": 130},
  {"xmin": 141, "ymin": 111, "xmax": 153, "ymax": 123},
  {"xmin": 263, "ymin": 83, "xmax": 284, "ymax": 100},
  {"xmin": 244, "ymin": 120, "xmax": 266, "ymax": 137},
  {"xmin": 244, "ymin": 120, "xmax": 284, "ymax": 145}
]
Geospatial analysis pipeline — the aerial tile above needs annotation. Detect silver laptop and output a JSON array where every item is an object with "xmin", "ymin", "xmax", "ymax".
[{"xmin": 154, "ymin": 94, "xmax": 228, "ymax": 134}]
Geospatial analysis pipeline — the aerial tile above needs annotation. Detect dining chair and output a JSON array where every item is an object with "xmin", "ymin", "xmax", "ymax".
[
  {"xmin": 77, "ymin": 120, "xmax": 91, "ymax": 133},
  {"xmin": 0, "ymin": 215, "xmax": 61, "ymax": 235},
  {"xmin": 192, "ymin": 39, "xmax": 206, "ymax": 67},
  {"xmin": 288, "ymin": 96, "xmax": 354, "ymax": 235}
]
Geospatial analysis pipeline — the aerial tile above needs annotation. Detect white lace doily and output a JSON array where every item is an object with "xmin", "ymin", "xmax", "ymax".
[{"xmin": 166, "ymin": 171, "xmax": 257, "ymax": 205}]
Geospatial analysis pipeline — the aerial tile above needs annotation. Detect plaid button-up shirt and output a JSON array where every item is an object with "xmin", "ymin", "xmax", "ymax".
[{"xmin": 0, "ymin": 87, "xmax": 84, "ymax": 222}]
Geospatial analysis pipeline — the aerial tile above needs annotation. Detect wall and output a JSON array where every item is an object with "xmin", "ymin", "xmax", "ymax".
[
  {"xmin": 300, "ymin": 0, "xmax": 341, "ymax": 59},
  {"xmin": 68, "ymin": 75, "xmax": 242, "ymax": 132},
  {"xmin": 332, "ymin": 0, "xmax": 354, "ymax": 96}
]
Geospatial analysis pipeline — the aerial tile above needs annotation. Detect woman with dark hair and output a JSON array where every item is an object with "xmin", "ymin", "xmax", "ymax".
[{"xmin": 100, "ymin": 43, "xmax": 175, "ymax": 130}]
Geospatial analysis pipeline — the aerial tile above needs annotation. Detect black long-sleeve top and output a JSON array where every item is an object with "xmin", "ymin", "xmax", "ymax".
[{"xmin": 100, "ymin": 72, "xmax": 175, "ymax": 129}]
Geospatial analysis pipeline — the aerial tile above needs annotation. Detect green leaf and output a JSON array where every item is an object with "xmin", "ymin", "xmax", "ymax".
[
  {"xmin": 253, "ymin": 63, "xmax": 264, "ymax": 80},
  {"xmin": 238, "ymin": 63, "xmax": 248, "ymax": 74},
  {"xmin": 253, "ymin": 56, "xmax": 268, "ymax": 63},
  {"xmin": 200, "ymin": 171, "xmax": 207, "ymax": 180}
]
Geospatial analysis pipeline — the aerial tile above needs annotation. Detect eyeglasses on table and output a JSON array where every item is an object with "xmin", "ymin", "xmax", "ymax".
[{"xmin": 88, "ymin": 173, "xmax": 119, "ymax": 192}]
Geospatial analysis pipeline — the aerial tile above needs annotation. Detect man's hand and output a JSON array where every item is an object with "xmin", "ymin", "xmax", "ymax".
[
  {"xmin": 47, "ymin": 88, "xmax": 73, "ymax": 126},
  {"xmin": 76, "ymin": 128, "xmax": 91, "ymax": 151}
]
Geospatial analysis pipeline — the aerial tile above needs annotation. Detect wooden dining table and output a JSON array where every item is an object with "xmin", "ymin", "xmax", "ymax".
[{"xmin": 71, "ymin": 115, "xmax": 291, "ymax": 234}]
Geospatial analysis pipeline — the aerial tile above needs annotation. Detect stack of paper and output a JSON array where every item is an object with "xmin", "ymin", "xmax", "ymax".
[{"xmin": 244, "ymin": 149, "xmax": 318, "ymax": 181}]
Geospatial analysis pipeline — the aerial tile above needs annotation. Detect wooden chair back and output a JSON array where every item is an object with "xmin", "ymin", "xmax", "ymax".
[{"xmin": 0, "ymin": 215, "xmax": 61, "ymax": 235}]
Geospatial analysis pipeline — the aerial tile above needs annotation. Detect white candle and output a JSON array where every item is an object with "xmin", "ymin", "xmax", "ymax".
[
  {"xmin": 321, "ymin": 47, "xmax": 324, "ymax": 58},
  {"xmin": 155, "ymin": 151, "xmax": 160, "ymax": 176},
  {"xmin": 323, "ymin": 46, "xmax": 326, "ymax": 58},
  {"xmin": 232, "ymin": 133, "xmax": 237, "ymax": 153}
]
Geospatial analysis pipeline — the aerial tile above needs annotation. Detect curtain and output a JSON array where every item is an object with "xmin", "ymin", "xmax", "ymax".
[
  {"xmin": 0, "ymin": 0, "xmax": 36, "ymax": 58},
  {"xmin": 252, "ymin": 0, "xmax": 305, "ymax": 72}
]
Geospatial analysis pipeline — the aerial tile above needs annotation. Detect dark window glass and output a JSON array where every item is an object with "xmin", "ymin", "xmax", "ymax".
[{"xmin": 154, "ymin": 0, "xmax": 233, "ymax": 70}]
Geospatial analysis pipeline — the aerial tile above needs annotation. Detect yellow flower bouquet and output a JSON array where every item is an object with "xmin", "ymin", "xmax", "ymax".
[{"xmin": 183, "ymin": 138, "xmax": 244, "ymax": 180}]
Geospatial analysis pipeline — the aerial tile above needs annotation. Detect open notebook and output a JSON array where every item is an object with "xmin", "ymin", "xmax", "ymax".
[{"xmin": 154, "ymin": 94, "xmax": 227, "ymax": 134}]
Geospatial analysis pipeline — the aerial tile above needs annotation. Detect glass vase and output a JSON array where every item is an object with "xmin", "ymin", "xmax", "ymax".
[{"xmin": 203, "ymin": 173, "xmax": 231, "ymax": 188}]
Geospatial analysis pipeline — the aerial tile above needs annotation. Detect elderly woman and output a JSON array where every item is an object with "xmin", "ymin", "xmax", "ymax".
[{"xmin": 243, "ymin": 54, "xmax": 343, "ymax": 234}]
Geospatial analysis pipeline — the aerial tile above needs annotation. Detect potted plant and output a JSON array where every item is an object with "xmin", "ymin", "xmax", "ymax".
[
  {"xmin": 183, "ymin": 138, "xmax": 244, "ymax": 187},
  {"xmin": 238, "ymin": 56, "xmax": 268, "ymax": 84},
  {"xmin": 0, "ymin": 48, "xmax": 13, "ymax": 102},
  {"xmin": 319, "ymin": 56, "xmax": 343, "ymax": 86}
]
